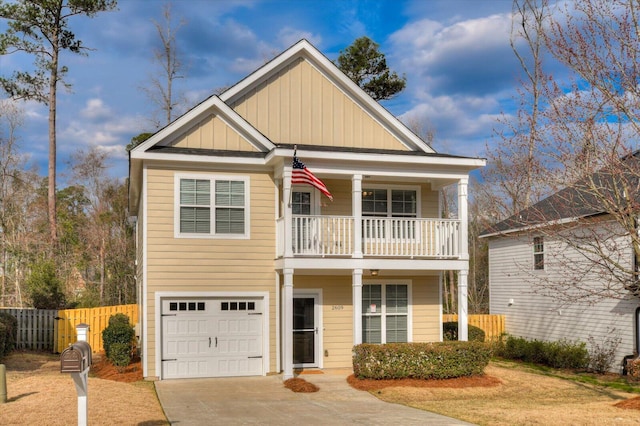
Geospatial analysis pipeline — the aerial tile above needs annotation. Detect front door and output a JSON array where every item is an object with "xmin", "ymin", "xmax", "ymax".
[{"xmin": 293, "ymin": 292, "xmax": 321, "ymax": 368}]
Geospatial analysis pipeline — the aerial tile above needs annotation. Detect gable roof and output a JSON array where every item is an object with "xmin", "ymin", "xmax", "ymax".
[
  {"xmin": 219, "ymin": 39, "xmax": 434, "ymax": 154},
  {"xmin": 480, "ymin": 151, "xmax": 640, "ymax": 238}
]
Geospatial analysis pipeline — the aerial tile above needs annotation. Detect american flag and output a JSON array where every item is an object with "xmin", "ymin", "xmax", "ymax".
[{"xmin": 292, "ymin": 154, "xmax": 333, "ymax": 201}]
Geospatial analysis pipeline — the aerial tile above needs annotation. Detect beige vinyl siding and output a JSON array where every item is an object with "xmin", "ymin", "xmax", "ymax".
[
  {"xmin": 488, "ymin": 229, "xmax": 636, "ymax": 372},
  {"xmin": 410, "ymin": 275, "xmax": 441, "ymax": 342},
  {"xmin": 294, "ymin": 276, "xmax": 353, "ymax": 368},
  {"xmin": 231, "ymin": 58, "xmax": 408, "ymax": 151},
  {"xmin": 294, "ymin": 274, "xmax": 441, "ymax": 368},
  {"xmin": 172, "ymin": 113, "xmax": 259, "ymax": 152},
  {"xmin": 144, "ymin": 166, "xmax": 278, "ymax": 376}
]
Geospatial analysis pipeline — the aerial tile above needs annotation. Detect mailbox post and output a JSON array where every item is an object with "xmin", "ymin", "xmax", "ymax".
[{"xmin": 61, "ymin": 324, "xmax": 92, "ymax": 426}]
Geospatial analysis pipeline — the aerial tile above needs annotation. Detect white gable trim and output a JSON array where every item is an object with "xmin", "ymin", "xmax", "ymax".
[
  {"xmin": 220, "ymin": 39, "xmax": 435, "ymax": 154},
  {"xmin": 130, "ymin": 96, "xmax": 274, "ymax": 158}
]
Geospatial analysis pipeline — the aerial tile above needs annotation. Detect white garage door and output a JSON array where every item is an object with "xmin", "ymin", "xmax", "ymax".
[{"xmin": 161, "ymin": 298, "xmax": 263, "ymax": 379}]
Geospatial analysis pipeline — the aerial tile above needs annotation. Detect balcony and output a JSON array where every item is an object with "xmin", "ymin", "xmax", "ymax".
[{"xmin": 276, "ymin": 215, "xmax": 461, "ymax": 259}]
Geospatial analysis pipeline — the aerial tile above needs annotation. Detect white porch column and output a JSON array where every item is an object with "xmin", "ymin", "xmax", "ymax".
[
  {"xmin": 457, "ymin": 178, "xmax": 469, "ymax": 341},
  {"xmin": 283, "ymin": 169, "xmax": 293, "ymax": 258},
  {"xmin": 283, "ymin": 268, "xmax": 294, "ymax": 379},
  {"xmin": 458, "ymin": 178, "xmax": 469, "ymax": 260},
  {"xmin": 352, "ymin": 268, "xmax": 363, "ymax": 345},
  {"xmin": 352, "ymin": 174, "xmax": 363, "ymax": 258},
  {"xmin": 458, "ymin": 269, "xmax": 468, "ymax": 341}
]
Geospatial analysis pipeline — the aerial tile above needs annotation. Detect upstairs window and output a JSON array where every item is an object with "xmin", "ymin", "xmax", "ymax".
[
  {"xmin": 533, "ymin": 236, "xmax": 544, "ymax": 270},
  {"xmin": 176, "ymin": 175, "xmax": 249, "ymax": 239}
]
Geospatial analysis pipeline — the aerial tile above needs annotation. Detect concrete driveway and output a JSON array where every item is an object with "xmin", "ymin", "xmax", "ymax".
[{"xmin": 155, "ymin": 369, "xmax": 474, "ymax": 425}]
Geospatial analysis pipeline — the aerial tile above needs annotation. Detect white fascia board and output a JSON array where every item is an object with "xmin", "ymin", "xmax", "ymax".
[
  {"xmin": 130, "ymin": 96, "xmax": 274, "ymax": 157},
  {"xmin": 479, "ymin": 215, "xmax": 590, "ymax": 239},
  {"xmin": 267, "ymin": 146, "xmax": 485, "ymax": 169},
  {"xmin": 140, "ymin": 154, "xmax": 267, "ymax": 167},
  {"xmin": 220, "ymin": 39, "xmax": 435, "ymax": 154}
]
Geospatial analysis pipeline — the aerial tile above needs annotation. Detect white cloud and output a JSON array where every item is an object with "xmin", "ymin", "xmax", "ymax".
[
  {"xmin": 80, "ymin": 98, "xmax": 113, "ymax": 121},
  {"xmin": 277, "ymin": 27, "xmax": 322, "ymax": 48}
]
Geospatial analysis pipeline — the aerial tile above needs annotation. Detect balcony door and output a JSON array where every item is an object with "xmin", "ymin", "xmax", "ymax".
[{"xmin": 292, "ymin": 189, "xmax": 317, "ymax": 253}]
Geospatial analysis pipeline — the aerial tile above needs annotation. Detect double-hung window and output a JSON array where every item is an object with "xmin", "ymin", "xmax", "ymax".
[
  {"xmin": 533, "ymin": 236, "xmax": 544, "ymax": 270},
  {"xmin": 362, "ymin": 187, "xmax": 418, "ymax": 239},
  {"xmin": 176, "ymin": 175, "xmax": 249, "ymax": 238},
  {"xmin": 362, "ymin": 283, "xmax": 409, "ymax": 343}
]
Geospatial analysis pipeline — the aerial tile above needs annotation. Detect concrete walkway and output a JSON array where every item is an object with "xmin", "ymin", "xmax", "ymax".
[{"xmin": 155, "ymin": 369, "xmax": 474, "ymax": 425}]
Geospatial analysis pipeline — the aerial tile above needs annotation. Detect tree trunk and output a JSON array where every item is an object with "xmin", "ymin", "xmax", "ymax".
[{"xmin": 48, "ymin": 27, "xmax": 60, "ymax": 246}]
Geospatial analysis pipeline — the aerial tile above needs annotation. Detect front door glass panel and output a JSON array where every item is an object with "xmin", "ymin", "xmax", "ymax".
[{"xmin": 293, "ymin": 297, "xmax": 315, "ymax": 364}]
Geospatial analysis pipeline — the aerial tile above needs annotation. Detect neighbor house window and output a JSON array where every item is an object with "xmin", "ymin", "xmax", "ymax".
[
  {"xmin": 176, "ymin": 175, "xmax": 249, "ymax": 238},
  {"xmin": 533, "ymin": 236, "xmax": 544, "ymax": 270},
  {"xmin": 362, "ymin": 284, "xmax": 409, "ymax": 343}
]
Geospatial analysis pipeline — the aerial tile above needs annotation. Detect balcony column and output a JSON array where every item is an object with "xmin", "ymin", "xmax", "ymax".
[
  {"xmin": 352, "ymin": 268, "xmax": 363, "ymax": 345},
  {"xmin": 283, "ymin": 169, "xmax": 293, "ymax": 258},
  {"xmin": 458, "ymin": 269, "xmax": 468, "ymax": 341},
  {"xmin": 282, "ymin": 268, "xmax": 294, "ymax": 379},
  {"xmin": 458, "ymin": 177, "xmax": 469, "ymax": 260},
  {"xmin": 352, "ymin": 174, "xmax": 363, "ymax": 258}
]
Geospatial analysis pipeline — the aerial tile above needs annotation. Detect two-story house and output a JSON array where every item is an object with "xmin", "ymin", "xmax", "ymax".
[
  {"xmin": 128, "ymin": 39, "xmax": 485, "ymax": 380},
  {"xmin": 481, "ymin": 153, "xmax": 640, "ymax": 372}
]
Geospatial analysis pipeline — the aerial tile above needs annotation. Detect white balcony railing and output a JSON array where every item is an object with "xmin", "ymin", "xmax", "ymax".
[{"xmin": 278, "ymin": 216, "xmax": 460, "ymax": 258}]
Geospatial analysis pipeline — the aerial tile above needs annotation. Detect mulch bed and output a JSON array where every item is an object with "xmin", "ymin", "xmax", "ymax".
[
  {"xmin": 90, "ymin": 352, "xmax": 143, "ymax": 383},
  {"xmin": 614, "ymin": 396, "xmax": 640, "ymax": 410},
  {"xmin": 284, "ymin": 377, "xmax": 320, "ymax": 392},
  {"xmin": 347, "ymin": 374, "xmax": 502, "ymax": 391}
]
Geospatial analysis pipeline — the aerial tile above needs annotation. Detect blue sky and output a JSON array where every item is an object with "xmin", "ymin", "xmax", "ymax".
[{"xmin": 1, "ymin": 0, "xmax": 544, "ymax": 182}]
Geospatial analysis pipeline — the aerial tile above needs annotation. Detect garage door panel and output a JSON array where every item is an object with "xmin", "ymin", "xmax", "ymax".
[
  {"xmin": 216, "ymin": 357, "xmax": 262, "ymax": 376},
  {"xmin": 161, "ymin": 297, "xmax": 263, "ymax": 379},
  {"xmin": 163, "ymin": 359, "xmax": 211, "ymax": 379}
]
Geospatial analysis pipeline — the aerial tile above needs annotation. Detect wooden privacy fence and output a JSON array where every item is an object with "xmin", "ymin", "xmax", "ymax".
[
  {"xmin": 443, "ymin": 314, "xmax": 505, "ymax": 341},
  {"xmin": 0, "ymin": 308, "xmax": 58, "ymax": 351},
  {"xmin": 56, "ymin": 304, "xmax": 138, "ymax": 353}
]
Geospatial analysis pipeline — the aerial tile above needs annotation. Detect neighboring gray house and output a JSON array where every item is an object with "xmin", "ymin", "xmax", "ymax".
[{"xmin": 481, "ymin": 155, "xmax": 640, "ymax": 372}]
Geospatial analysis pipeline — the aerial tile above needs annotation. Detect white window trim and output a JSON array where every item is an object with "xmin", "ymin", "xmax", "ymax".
[
  {"xmin": 361, "ymin": 184, "xmax": 422, "ymax": 217},
  {"xmin": 174, "ymin": 173, "xmax": 250, "ymax": 239},
  {"xmin": 533, "ymin": 236, "xmax": 544, "ymax": 271},
  {"xmin": 362, "ymin": 279, "xmax": 413, "ymax": 343}
]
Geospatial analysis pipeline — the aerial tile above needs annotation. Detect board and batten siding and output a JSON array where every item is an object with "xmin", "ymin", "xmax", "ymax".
[
  {"xmin": 489, "ymin": 234, "xmax": 637, "ymax": 372},
  {"xmin": 144, "ymin": 166, "xmax": 278, "ymax": 376},
  {"xmin": 230, "ymin": 58, "xmax": 407, "ymax": 151},
  {"xmin": 172, "ymin": 113, "xmax": 260, "ymax": 152}
]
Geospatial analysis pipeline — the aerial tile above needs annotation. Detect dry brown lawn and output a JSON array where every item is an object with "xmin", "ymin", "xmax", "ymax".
[
  {"xmin": 0, "ymin": 351, "xmax": 168, "ymax": 426},
  {"xmin": 351, "ymin": 361, "xmax": 640, "ymax": 426}
]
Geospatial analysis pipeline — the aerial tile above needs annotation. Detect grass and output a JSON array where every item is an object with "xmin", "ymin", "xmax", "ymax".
[{"xmin": 369, "ymin": 359, "xmax": 640, "ymax": 426}]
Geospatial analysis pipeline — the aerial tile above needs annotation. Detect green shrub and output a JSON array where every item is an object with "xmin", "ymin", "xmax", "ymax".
[
  {"xmin": 0, "ymin": 312, "xmax": 18, "ymax": 358},
  {"xmin": 497, "ymin": 335, "xmax": 588, "ymax": 370},
  {"xmin": 352, "ymin": 341, "xmax": 491, "ymax": 380},
  {"xmin": 102, "ymin": 313, "xmax": 135, "ymax": 362},
  {"xmin": 109, "ymin": 342, "xmax": 133, "ymax": 371},
  {"xmin": 442, "ymin": 322, "xmax": 486, "ymax": 342}
]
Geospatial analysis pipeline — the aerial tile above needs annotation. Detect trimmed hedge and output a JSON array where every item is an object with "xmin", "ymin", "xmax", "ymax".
[
  {"xmin": 442, "ymin": 322, "xmax": 486, "ymax": 342},
  {"xmin": 353, "ymin": 341, "xmax": 491, "ymax": 380},
  {"xmin": 0, "ymin": 312, "xmax": 17, "ymax": 358},
  {"xmin": 496, "ymin": 335, "xmax": 589, "ymax": 369}
]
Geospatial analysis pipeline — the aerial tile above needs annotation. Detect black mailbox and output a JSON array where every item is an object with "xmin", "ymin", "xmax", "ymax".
[{"xmin": 60, "ymin": 341, "xmax": 92, "ymax": 373}]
